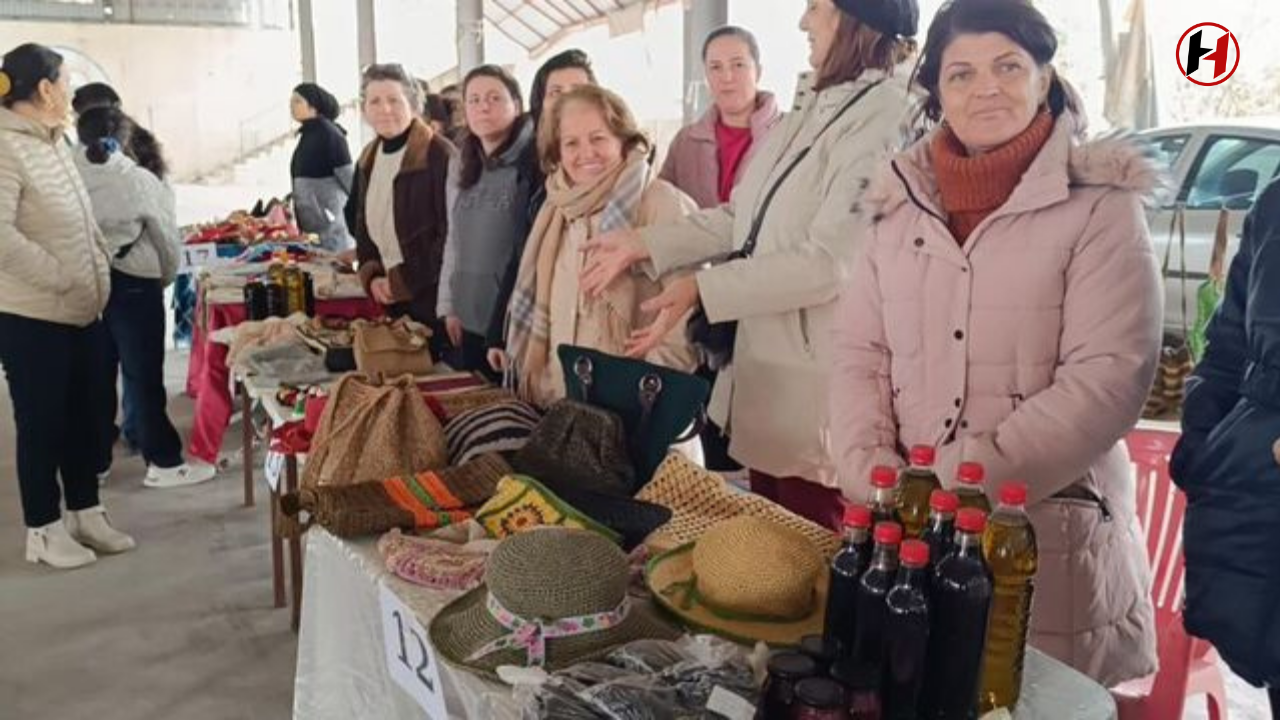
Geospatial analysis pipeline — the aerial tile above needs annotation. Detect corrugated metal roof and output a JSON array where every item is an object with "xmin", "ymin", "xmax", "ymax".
[{"xmin": 485, "ymin": 0, "xmax": 678, "ymax": 56}]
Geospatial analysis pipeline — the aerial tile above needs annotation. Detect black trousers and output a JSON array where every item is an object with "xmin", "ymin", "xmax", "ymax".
[
  {"xmin": 1271, "ymin": 685, "xmax": 1279, "ymax": 720},
  {"xmin": 101, "ymin": 270, "xmax": 183, "ymax": 469},
  {"xmin": 696, "ymin": 365, "xmax": 740, "ymax": 472},
  {"xmin": 0, "ymin": 312, "xmax": 110, "ymax": 527}
]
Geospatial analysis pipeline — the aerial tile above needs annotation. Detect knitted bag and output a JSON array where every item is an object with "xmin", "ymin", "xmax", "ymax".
[
  {"xmin": 475, "ymin": 475, "xmax": 621, "ymax": 543},
  {"xmin": 353, "ymin": 318, "xmax": 434, "ymax": 378},
  {"xmin": 636, "ymin": 453, "xmax": 841, "ymax": 558},
  {"xmin": 301, "ymin": 373, "xmax": 449, "ymax": 490},
  {"xmin": 282, "ymin": 454, "xmax": 512, "ymax": 538},
  {"xmin": 511, "ymin": 399, "xmax": 635, "ymax": 496},
  {"xmin": 444, "ymin": 399, "xmax": 542, "ymax": 465}
]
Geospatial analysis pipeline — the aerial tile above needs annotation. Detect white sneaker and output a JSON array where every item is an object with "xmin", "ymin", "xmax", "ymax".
[
  {"xmin": 145, "ymin": 462, "xmax": 217, "ymax": 489},
  {"xmin": 26, "ymin": 520, "xmax": 97, "ymax": 569},
  {"xmin": 65, "ymin": 506, "xmax": 136, "ymax": 554}
]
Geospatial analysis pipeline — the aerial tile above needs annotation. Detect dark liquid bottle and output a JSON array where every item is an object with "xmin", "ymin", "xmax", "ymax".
[
  {"xmin": 851, "ymin": 522, "xmax": 902, "ymax": 670},
  {"xmin": 922, "ymin": 508, "xmax": 993, "ymax": 720},
  {"xmin": 824, "ymin": 505, "xmax": 874, "ymax": 660},
  {"xmin": 921, "ymin": 490, "xmax": 959, "ymax": 576},
  {"xmin": 954, "ymin": 462, "xmax": 992, "ymax": 515},
  {"xmin": 867, "ymin": 466, "xmax": 900, "ymax": 526},
  {"xmin": 882, "ymin": 540, "xmax": 931, "ymax": 720},
  {"xmin": 897, "ymin": 446, "xmax": 941, "ymax": 538}
]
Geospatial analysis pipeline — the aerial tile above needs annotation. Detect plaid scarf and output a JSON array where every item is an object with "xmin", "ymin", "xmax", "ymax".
[{"xmin": 506, "ymin": 148, "xmax": 650, "ymax": 400}]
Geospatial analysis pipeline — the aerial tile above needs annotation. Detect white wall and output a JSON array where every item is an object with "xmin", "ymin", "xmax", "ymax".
[{"xmin": 0, "ymin": 21, "xmax": 301, "ymax": 180}]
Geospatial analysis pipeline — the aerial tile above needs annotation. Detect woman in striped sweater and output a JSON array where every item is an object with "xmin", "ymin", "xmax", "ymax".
[{"xmin": 0, "ymin": 43, "xmax": 135, "ymax": 569}]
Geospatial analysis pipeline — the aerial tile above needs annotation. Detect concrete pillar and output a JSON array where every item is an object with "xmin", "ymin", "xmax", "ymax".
[
  {"xmin": 357, "ymin": 0, "xmax": 377, "ymax": 70},
  {"xmin": 297, "ymin": 0, "xmax": 317, "ymax": 83},
  {"xmin": 457, "ymin": 0, "xmax": 485, "ymax": 75},
  {"xmin": 682, "ymin": 0, "xmax": 728, "ymax": 124}
]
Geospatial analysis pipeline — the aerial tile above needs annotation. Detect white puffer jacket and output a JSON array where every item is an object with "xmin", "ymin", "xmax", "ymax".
[{"xmin": 0, "ymin": 107, "xmax": 110, "ymax": 326}]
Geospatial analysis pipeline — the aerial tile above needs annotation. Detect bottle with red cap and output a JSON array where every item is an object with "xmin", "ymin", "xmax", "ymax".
[
  {"xmin": 868, "ymin": 465, "xmax": 901, "ymax": 526},
  {"xmin": 921, "ymin": 508, "xmax": 993, "ymax": 720},
  {"xmin": 921, "ymin": 490, "xmax": 959, "ymax": 575},
  {"xmin": 897, "ymin": 446, "xmax": 941, "ymax": 538},
  {"xmin": 883, "ymin": 539, "xmax": 932, "ymax": 720},
  {"xmin": 824, "ymin": 505, "xmax": 876, "ymax": 660},
  {"xmin": 851, "ymin": 521, "xmax": 903, "ymax": 671},
  {"xmin": 979, "ymin": 483, "xmax": 1039, "ymax": 713},
  {"xmin": 954, "ymin": 462, "xmax": 992, "ymax": 514}
]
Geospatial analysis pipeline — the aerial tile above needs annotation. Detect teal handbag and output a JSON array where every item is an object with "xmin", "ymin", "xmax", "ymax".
[{"xmin": 557, "ymin": 345, "xmax": 710, "ymax": 489}]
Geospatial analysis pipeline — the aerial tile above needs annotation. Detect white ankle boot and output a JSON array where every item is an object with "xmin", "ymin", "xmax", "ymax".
[
  {"xmin": 26, "ymin": 520, "xmax": 97, "ymax": 569},
  {"xmin": 65, "ymin": 506, "xmax": 136, "ymax": 554}
]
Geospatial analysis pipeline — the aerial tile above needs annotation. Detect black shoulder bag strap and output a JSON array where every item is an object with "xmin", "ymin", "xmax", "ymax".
[{"xmin": 736, "ymin": 79, "xmax": 884, "ymax": 259}]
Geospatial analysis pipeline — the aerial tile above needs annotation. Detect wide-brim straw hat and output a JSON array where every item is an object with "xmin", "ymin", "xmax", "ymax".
[
  {"xmin": 646, "ymin": 515, "xmax": 829, "ymax": 647},
  {"xmin": 429, "ymin": 528, "xmax": 679, "ymax": 680},
  {"xmin": 636, "ymin": 453, "xmax": 841, "ymax": 557}
]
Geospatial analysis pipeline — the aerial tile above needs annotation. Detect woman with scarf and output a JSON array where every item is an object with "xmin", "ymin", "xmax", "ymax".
[
  {"xmin": 290, "ymin": 82, "xmax": 354, "ymax": 251},
  {"xmin": 505, "ymin": 85, "xmax": 697, "ymax": 405}
]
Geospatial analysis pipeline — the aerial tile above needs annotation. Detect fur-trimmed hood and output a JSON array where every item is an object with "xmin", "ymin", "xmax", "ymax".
[{"xmin": 863, "ymin": 111, "xmax": 1167, "ymax": 223}]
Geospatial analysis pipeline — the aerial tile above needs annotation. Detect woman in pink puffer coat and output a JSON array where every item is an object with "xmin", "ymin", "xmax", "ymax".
[{"xmin": 830, "ymin": 0, "xmax": 1161, "ymax": 687}]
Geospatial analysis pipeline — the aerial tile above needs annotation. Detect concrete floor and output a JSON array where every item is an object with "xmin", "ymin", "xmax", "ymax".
[
  {"xmin": 0, "ymin": 350, "xmax": 296, "ymax": 720},
  {"xmin": 0, "ymin": 344, "xmax": 1270, "ymax": 720}
]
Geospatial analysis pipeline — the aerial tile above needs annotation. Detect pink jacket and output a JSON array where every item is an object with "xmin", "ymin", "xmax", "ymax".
[
  {"xmin": 831, "ymin": 114, "xmax": 1163, "ymax": 687},
  {"xmin": 659, "ymin": 92, "xmax": 781, "ymax": 209}
]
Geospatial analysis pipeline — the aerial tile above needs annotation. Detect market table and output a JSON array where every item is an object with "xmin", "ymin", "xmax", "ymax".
[
  {"xmin": 293, "ymin": 529, "xmax": 1119, "ymax": 720},
  {"xmin": 184, "ymin": 294, "xmax": 381, "ymax": 481}
]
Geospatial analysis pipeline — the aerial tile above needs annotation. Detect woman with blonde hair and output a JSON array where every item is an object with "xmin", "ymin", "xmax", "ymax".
[{"xmin": 503, "ymin": 85, "xmax": 697, "ymax": 405}]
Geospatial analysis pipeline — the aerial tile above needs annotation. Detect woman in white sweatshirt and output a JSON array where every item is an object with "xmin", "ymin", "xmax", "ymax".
[
  {"xmin": 75, "ymin": 106, "xmax": 216, "ymax": 489},
  {"xmin": 0, "ymin": 43, "xmax": 135, "ymax": 568}
]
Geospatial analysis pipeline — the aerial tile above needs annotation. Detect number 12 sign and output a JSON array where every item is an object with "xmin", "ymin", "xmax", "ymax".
[{"xmin": 379, "ymin": 582, "xmax": 447, "ymax": 719}]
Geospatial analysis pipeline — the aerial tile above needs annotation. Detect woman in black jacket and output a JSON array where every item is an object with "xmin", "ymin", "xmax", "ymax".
[
  {"xmin": 484, "ymin": 49, "xmax": 597, "ymax": 374},
  {"xmin": 290, "ymin": 82, "xmax": 355, "ymax": 251}
]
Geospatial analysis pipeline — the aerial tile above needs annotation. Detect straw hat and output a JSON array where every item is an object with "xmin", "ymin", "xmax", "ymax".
[
  {"xmin": 646, "ymin": 516, "xmax": 829, "ymax": 646},
  {"xmin": 429, "ymin": 528, "xmax": 680, "ymax": 680},
  {"xmin": 636, "ymin": 453, "xmax": 841, "ymax": 557}
]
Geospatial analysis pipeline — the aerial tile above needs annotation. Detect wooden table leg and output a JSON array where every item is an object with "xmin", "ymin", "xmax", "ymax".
[
  {"xmin": 286, "ymin": 455, "xmax": 303, "ymax": 632},
  {"xmin": 270, "ymin": 484, "xmax": 286, "ymax": 609},
  {"xmin": 241, "ymin": 383, "xmax": 255, "ymax": 507}
]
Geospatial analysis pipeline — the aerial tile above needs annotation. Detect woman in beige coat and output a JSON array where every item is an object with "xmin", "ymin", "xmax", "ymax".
[
  {"xmin": 830, "ymin": 0, "xmax": 1160, "ymax": 686},
  {"xmin": 503, "ymin": 85, "xmax": 697, "ymax": 406},
  {"xmin": 0, "ymin": 43, "xmax": 134, "ymax": 569},
  {"xmin": 581, "ymin": 0, "xmax": 919, "ymax": 529}
]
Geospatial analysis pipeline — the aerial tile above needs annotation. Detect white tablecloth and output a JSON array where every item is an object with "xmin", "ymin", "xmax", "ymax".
[{"xmin": 293, "ymin": 529, "xmax": 1118, "ymax": 720}]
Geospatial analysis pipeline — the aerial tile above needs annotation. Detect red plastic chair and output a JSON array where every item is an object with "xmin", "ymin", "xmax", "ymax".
[{"xmin": 1111, "ymin": 427, "xmax": 1229, "ymax": 720}]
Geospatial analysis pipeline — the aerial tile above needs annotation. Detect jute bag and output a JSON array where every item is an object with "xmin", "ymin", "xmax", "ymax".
[
  {"xmin": 301, "ymin": 373, "xmax": 449, "ymax": 490},
  {"xmin": 353, "ymin": 318, "xmax": 434, "ymax": 378}
]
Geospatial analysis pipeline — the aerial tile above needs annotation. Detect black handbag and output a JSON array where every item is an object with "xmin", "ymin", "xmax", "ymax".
[{"xmin": 688, "ymin": 80, "xmax": 884, "ymax": 370}]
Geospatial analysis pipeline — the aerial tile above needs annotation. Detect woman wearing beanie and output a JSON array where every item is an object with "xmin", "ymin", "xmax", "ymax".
[
  {"xmin": 580, "ymin": 0, "xmax": 919, "ymax": 530},
  {"xmin": 0, "ymin": 43, "xmax": 135, "ymax": 568},
  {"xmin": 75, "ymin": 107, "xmax": 217, "ymax": 489},
  {"xmin": 290, "ymin": 82, "xmax": 355, "ymax": 251},
  {"xmin": 830, "ymin": 0, "xmax": 1161, "ymax": 686},
  {"xmin": 437, "ymin": 66, "xmax": 538, "ymax": 377}
]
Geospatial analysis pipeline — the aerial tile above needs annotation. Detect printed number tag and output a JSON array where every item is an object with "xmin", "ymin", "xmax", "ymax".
[{"xmin": 379, "ymin": 582, "xmax": 447, "ymax": 718}]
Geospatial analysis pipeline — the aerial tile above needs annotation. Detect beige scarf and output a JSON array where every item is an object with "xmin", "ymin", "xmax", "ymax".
[{"xmin": 510, "ymin": 148, "xmax": 650, "ymax": 401}]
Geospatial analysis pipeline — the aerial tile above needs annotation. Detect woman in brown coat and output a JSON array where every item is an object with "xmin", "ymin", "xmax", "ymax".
[{"xmin": 353, "ymin": 63, "xmax": 455, "ymax": 346}]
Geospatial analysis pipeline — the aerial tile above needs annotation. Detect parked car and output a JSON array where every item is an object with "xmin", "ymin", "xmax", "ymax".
[{"xmin": 1141, "ymin": 118, "xmax": 1280, "ymax": 334}]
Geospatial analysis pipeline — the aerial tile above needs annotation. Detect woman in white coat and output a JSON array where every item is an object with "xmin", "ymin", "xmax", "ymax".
[{"xmin": 581, "ymin": 0, "xmax": 919, "ymax": 529}]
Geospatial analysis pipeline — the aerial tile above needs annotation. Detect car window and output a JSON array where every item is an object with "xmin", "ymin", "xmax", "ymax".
[
  {"xmin": 1185, "ymin": 135, "xmax": 1280, "ymax": 211},
  {"xmin": 1148, "ymin": 134, "xmax": 1191, "ymax": 171}
]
